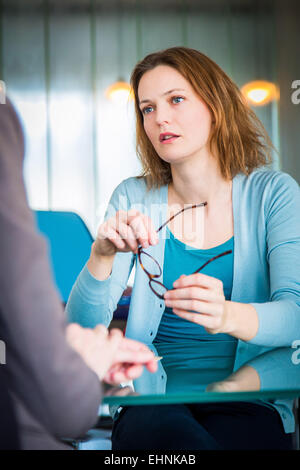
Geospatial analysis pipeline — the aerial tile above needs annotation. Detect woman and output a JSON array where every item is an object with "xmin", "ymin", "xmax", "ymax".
[{"xmin": 66, "ymin": 47, "xmax": 300, "ymax": 449}]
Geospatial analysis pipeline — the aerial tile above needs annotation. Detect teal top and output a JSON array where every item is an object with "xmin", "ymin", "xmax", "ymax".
[
  {"xmin": 66, "ymin": 169, "xmax": 300, "ymax": 433},
  {"xmin": 155, "ymin": 229, "xmax": 236, "ymax": 345},
  {"xmin": 155, "ymin": 231, "xmax": 238, "ymax": 390}
]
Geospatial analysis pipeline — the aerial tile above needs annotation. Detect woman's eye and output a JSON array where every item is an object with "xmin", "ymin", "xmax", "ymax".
[
  {"xmin": 172, "ymin": 96, "xmax": 184, "ymax": 104},
  {"xmin": 142, "ymin": 106, "xmax": 154, "ymax": 115}
]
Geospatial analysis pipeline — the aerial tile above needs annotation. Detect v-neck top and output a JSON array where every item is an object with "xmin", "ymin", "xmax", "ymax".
[{"xmin": 155, "ymin": 229, "xmax": 235, "ymax": 344}]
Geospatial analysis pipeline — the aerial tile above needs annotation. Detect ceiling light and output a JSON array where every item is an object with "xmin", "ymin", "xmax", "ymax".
[
  {"xmin": 105, "ymin": 80, "xmax": 133, "ymax": 104},
  {"xmin": 241, "ymin": 80, "xmax": 279, "ymax": 106}
]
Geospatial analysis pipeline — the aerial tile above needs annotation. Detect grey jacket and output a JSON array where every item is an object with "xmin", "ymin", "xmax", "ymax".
[{"xmin": 0, "ymin": 99, "xmax": 102, "ymax": 449}]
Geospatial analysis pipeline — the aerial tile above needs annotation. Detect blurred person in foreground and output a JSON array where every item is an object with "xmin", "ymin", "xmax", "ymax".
[{"xmin": 0, "ymin": 98, "xmax": 157, "ymax": 450}]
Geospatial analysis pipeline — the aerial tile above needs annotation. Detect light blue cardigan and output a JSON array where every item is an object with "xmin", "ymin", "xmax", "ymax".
[{"xmin": 66, "ymin": 169, "xmax": 300, "ymax": 433}]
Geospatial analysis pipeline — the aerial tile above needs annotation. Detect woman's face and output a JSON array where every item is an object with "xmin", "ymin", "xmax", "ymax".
[{"xmin": 137, "ymin": 65, "xmax": 214, "ymax": 165}]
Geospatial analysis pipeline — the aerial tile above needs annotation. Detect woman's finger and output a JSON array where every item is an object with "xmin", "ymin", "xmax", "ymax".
[
  {"xmin": 110, "ymin": 219, "xmax": 139, "ymax": 253},
  {"xmin": 165, "ymin": 298, "xmax": 223, "ymax": 314},
  {"xmin": 127, "ymin": 210, "xmax": 158, "ymax": 248},
  {"xmin": 164, "ymin": 286, "xmax": 220, "ymax": 302},
  {"xmin": 127, "ymin": 211, "xmax": 151, "ymax": 248},
  {"xmin": 142, "ymin": 214, "xmax": 159, "ymax": 246},
  {"xmin": 99, "ymin": 210, "xmax": 158, "ymax": 254},
  {"xmin": 172, "ymin": 308, "xmax": 220, "ymax": 329},
  {"xmin": 173, "ymin": 273, "xmax": 223, "ymax": 291},
  {"xmin": 98, "ymin": 222, "xmax": 127, "ymax": 250}
]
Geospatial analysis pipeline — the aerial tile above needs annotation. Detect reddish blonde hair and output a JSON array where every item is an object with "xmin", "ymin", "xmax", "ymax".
[{"xmin": 130, "ymin": 46, "xmax": 273, "ymax": 188}]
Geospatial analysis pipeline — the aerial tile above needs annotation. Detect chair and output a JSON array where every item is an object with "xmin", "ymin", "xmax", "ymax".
[
  {"xmin": 34, "ymin": 210, "xmax": 94, "ymax": 304},
  {"xmin": 34, "ymin": 210, "xmax": 132, "ymax": 320}
]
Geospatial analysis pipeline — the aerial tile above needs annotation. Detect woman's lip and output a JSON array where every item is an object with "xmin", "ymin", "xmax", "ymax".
[{"xmin": 159, "ymin": 135, "xmax": 180, "ymax": 144}]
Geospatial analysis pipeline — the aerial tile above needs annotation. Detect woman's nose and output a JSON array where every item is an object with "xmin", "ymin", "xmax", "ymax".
[{"xmin": 155, "ymin": 104, "xmax": 171, "ymax": 126}]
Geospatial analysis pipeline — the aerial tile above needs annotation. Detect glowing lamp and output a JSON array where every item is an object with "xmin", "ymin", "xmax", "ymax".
[
  {"xmin": 241, "ymin": 80, "xmax": 279, "ymax": 106},
  {"xmin": 105, "ymin": 80, "xmax": 133, "ymax": 103}
]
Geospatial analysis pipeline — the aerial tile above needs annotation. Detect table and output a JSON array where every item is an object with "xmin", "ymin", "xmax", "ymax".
[{"xmin": 103, "ymin": 340, "xmax": 300, "ymax": 408}]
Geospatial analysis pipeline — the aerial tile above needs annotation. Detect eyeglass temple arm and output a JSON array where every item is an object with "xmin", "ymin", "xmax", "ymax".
[
  {"xmin": 193, "ymin": 249, "xmax": 232, "ymax": 274},
  {"xmin": 156, "ymin": 202, "xmax": 208, "ymax": 233}
]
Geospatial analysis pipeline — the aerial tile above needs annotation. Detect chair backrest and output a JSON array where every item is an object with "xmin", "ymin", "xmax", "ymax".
[{"xmin": 34, "ymin": 210, "xmax": 94, "ymax": 304}]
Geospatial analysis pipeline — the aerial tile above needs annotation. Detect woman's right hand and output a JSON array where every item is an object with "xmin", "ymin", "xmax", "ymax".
[{"xmin": 92, "ymin": 209, "xmax": 159, "ymax": 258}]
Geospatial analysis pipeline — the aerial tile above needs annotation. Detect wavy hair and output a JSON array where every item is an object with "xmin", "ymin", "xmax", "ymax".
[{"xmin": 130, "ymin": 46, "xmax": 274, "ymax": 189}]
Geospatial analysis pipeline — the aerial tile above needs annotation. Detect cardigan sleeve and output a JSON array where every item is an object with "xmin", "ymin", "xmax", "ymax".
[
  {"xmin": 249, "ymin": 172, "xmax": 300, "ymax": 347},
  {"xmin": 65, "ymin": 179, "xmax": 135, "ymax": 328},
  {"xmin": 247, "ymin": 347, "xmax": 300, "ymax": 391}
]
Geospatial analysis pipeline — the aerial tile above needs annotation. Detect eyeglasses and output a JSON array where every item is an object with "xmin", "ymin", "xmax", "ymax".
[{"xmin": 137, "ymin": 202, "xmax": 232, "ymax": 299}]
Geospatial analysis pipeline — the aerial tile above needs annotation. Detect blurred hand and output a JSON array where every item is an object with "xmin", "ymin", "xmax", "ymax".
[
  {"xmin": 206, "ymin": 365, "xmax": 260, "ymax": 393},
  {"xmin": 66, "ymin": 323, "xmax": 158, "ymax": 384},
  {"xmin": 102, "ymin": 330, "xmax": 158, "ymax": 385},
  {"xmin": 104, "ymin": 385, "xmax": 138, "ymax": 398}
]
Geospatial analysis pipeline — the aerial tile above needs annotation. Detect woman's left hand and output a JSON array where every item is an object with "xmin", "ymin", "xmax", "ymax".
[{"xmin": 163, "ymin": 273, "xmax": 231, "ymax": 335}]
